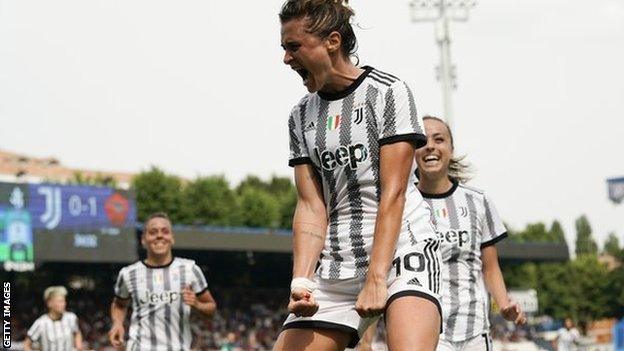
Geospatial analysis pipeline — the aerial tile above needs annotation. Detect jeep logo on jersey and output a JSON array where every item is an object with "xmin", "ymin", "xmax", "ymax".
[
  {"xmin": 314, "ymin": 144, "xmax": 368, "ymax": 171},
  {"xmin": 437, "ymin": 229, "xmax": 471, "ymax": 247},
  {"xmin": 138, "ymin": 290, "xmax": 180, "ymax": 305}
]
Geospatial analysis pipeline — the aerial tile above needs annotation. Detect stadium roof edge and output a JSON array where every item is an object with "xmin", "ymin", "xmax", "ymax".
[{"xmin": 138, "ymin": 224, "xmax": 570, "ymax": 261}]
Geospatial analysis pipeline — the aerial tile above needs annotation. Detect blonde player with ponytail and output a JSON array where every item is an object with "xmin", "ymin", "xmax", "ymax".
[{"xmin": 415, "ymin": 116, "xmax": 526, "ymax": 351}]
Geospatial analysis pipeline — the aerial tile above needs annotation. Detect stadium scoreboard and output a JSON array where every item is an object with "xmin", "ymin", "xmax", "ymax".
[{"xmin": 0, "ymin": 182, "xmax": 138, "ymax": 271}]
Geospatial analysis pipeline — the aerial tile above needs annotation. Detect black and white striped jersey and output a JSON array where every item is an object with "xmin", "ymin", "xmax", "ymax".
[
  {"xmin": 27, "ymin": 312, "xmax": 79, "ymax": 351},
  {"xmin": 420, "ymin": 182, "xmax": 507, "ymax": 342},
  {"xmin": 288, "ymin": 66, "xmax": 434, "ymax": 280},
  {"xmin": 114, "ymin": 257, "xmax": 209, "ymax": 351}
]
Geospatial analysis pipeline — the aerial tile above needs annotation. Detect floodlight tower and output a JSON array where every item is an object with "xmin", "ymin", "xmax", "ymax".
[{"xmin": 409, "ymin": 0, "xmax": 476, "ymax": 128}]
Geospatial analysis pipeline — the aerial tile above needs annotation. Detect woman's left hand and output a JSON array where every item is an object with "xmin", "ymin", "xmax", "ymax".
[
  {"xmin": 355, "ymin": 277, "xmax": 388, "ymax": 318},
  {"xmin": 500, "ymin": 302, "xmax": 527, "ymax": 325}
]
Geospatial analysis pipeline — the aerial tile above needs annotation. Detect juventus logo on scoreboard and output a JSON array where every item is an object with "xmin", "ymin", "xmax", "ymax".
[{"xmin": 38, "ymin": 186, "xmax": 62, "ymax": 229}]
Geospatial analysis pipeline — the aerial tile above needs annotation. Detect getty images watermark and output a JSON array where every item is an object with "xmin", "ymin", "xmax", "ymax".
[{"xmin": 2, "ymin": 282, "xmax": 10, "ymax": 349}]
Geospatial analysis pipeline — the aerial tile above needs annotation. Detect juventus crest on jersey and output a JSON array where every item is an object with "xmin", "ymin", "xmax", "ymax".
[
  {"xmin": 288, "ymin": 66, "xmax": 436, "ymax": 280},
  {"xmin": 420, "ymin": 182, "xmax": 507, "ymax": 342},
  {"xmin": 114, "ymin": 257, "xmax": 208, "ymax": 351}
]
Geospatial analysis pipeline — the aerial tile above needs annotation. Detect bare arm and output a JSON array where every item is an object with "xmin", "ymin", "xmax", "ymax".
[
  {"xmin": 551, "ymin": 336, "xmax": 558, "ymax": 350},
  {"xmin": 285, "ymin": 164, "xmax": 327, "ymax": 317},
  {"xmin": 368, "ymin": 142, "xmax": 415, "ymax": 282},
  {"xmin": 194, "ymin": 290, "xmax": 217, "ymax": 318},
  {"xmin": 109, "ymin": 297, "xmax": 130, "ymax": 347},
  {"xmin": 356, "ymin": 142, "xmax": 416, "ymax": 317},
  {"xmin": 482, "ymin": 245, "xmax": 526, "ymax": 324},
  {"xmin": 74, "ymin": 329, "xmax": 83, "ymax": 351},
  {"xmin": 183, "ymin": 288, "xmax": 217, "ymax": 319},
  {"xmin": 482, "ymin": 245, "xmax": 509, "ymax": 308},
  {"xmin": 110, "ymin": 297, "xmax": 129, "ymax": 328},
  {"xmin": 23, "ymin": 337, "xmax": 33, "ymax": 351},
  {"xmin": 292, "ymin": 164, "xmax": 327, "ymax": 279}
]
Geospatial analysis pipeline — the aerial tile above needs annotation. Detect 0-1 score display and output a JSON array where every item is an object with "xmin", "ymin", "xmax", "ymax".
[{"xmin": 0, "ymin": 182, "xmax": 138, "ymax": 270}]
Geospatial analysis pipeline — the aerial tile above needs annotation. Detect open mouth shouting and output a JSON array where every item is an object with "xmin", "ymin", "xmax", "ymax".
[
  {"xmin": 296, "ymin": 68, "xmax": 309, "ymax": 81},
  {"xmin": 293, "ymin": 67, "xmax": 312, "ymax": 89}
]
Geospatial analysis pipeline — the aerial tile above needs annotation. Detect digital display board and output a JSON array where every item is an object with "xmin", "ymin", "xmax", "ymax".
[{"xmin": 0, "ymin": 182, "xmax": 138, "ymax": 270}]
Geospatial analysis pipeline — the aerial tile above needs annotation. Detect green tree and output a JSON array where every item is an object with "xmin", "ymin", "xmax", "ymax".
[
  {"xmin": 535, "ymin": 257, "xmax": 610, "ymax": 322},
  {"xmin": 93, "ymin": 173, "xmax": 118, "ymax": 188},
  {"xmin": 536, "ymin": 262, "xmax": 574, "ymax": 318},
  {"xmin": 69, "ymin": 171, "xmax": 117, "ymax": 188},
  {"xmin": 549, "ymin": 220, "xmax": 566, "ymax": 244},
  {"xmin": 267, "ymin": 175, "xmax": 294, "ymax": 197},
  {"xmin": 505, "ymin": 223, "xmax": 524, "ymax": 243},
  {"xmin": 182, "ymin": 176, "xmax": 237, "ymax": 226},
  {"xmin": 131, "ymin": 166, "xmax": 184, "ymax": 222},
  {"xmin": 237, "ymin": 187, "xmax": 280, "ymax": 228},
  {"xmin": 236, "ymin": 175, "xmax": 268, "ymax": 194},
  {"xmin": 607, "ymin": 266, "xmax": 624, "ymax": 318},
  {"xmin": 575, "ymin": 215, "xmax": 598, "ymax": 256},
  {"xmin": 507, "ymin": 222, "xmax": 552, "ymax": 243},
  {"xmin": 267, "ymin": 176, "xmax": 297, "ymax": 229},
  {"xmin": 502, "ymin": 262, "xmax": 539, "ymax": 290},
  {"xmin": 522, "ymin": 223, "xmax": 549, "ymax": 243},
  {"xmin": 278, "ymin": 188, "xmax": 297, "ymax": 229},
  {"xmin": 235, "ymin": 175, "xmax": 298, "ymax": 228},
  {"xmin": 70, "ymin": 171, "xmax": 91, "ymax": 185},
  {"xmin": 603, "ymin": 232, "xmax": 621, "ymax": 257},
  {"xmin": 567, "ymin": 255, "xmax": 610, "ymax": 322}
]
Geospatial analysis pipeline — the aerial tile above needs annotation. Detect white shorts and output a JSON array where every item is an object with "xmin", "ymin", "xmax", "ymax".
[
  {"xmin": 437, "ymin": 333, "xmax": 493, "ymax": 351},
  {"xmin": 282, "ymin": 238, "xmax": 442, "ymax": 348}
]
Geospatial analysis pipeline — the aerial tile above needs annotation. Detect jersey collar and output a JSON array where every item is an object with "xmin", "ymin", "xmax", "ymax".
[
  {"xmin": 142, "ymin": 257, "xmax": 175, "ymax": 268},
  {"xmin": 47, "ymin": 312, "xmax": 64, "ymax": 321},
  {"xmin": 419, "ymin": 179, "xmax": 459, "ymax": 199},
  {"xmin": 317, "ymin": 66, "xmax": 373, "ymax": 101}
]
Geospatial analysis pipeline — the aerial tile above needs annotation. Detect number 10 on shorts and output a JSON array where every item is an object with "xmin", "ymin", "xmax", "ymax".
[{"xmin": 392, "ymin": 252, "xmax": 425, "ymax": 277}]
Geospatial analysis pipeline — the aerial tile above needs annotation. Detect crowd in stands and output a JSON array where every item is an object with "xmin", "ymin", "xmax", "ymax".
[
  {"xmin": 12, "ymin": 288, "xmax": 289, "ymax": 351},
  {"xmin": 12, "ymin": 287, "xmax": 608, "ymax": 351}
]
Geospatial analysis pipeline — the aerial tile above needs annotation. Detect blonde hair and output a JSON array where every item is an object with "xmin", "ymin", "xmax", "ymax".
[
  {"xmin": 422, "ymin": 116, "xmax": 472, "ymax": 184},
  {"xmin": 43, "ymin": 286, "xmax": 67, "ymax": 301}
]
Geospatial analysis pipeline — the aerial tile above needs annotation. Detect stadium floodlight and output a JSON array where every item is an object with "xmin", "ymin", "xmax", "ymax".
[{"xmin": 409, "ymin": 0, "xmax": 476, "ymax": 128}]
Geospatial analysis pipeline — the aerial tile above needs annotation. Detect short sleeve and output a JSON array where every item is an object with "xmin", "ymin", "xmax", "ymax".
[
  {"xmin": 288, "ymin": 100, "xmax": 312, "ymax": 167},
  {"xmin": 379, "ymin": 81, "xmax": 426, "ymax": 148},
  {"xmin": 27, "ymin": 319, "xmax": 42, "ymax": 341},
  {"xmin": 480, "ymin": 194, "xmax": 508, "ymax": 248},
  {"xmin": 70, "ymin": 313, "xmax": 80, "ymax": 333},
  {"xmin": 191, "ymin": 264, "xmax": 209, "ymax": 295},
  {"xmin": 113, "ymin": 268, "xmax": 130, "ymax": 299}
]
